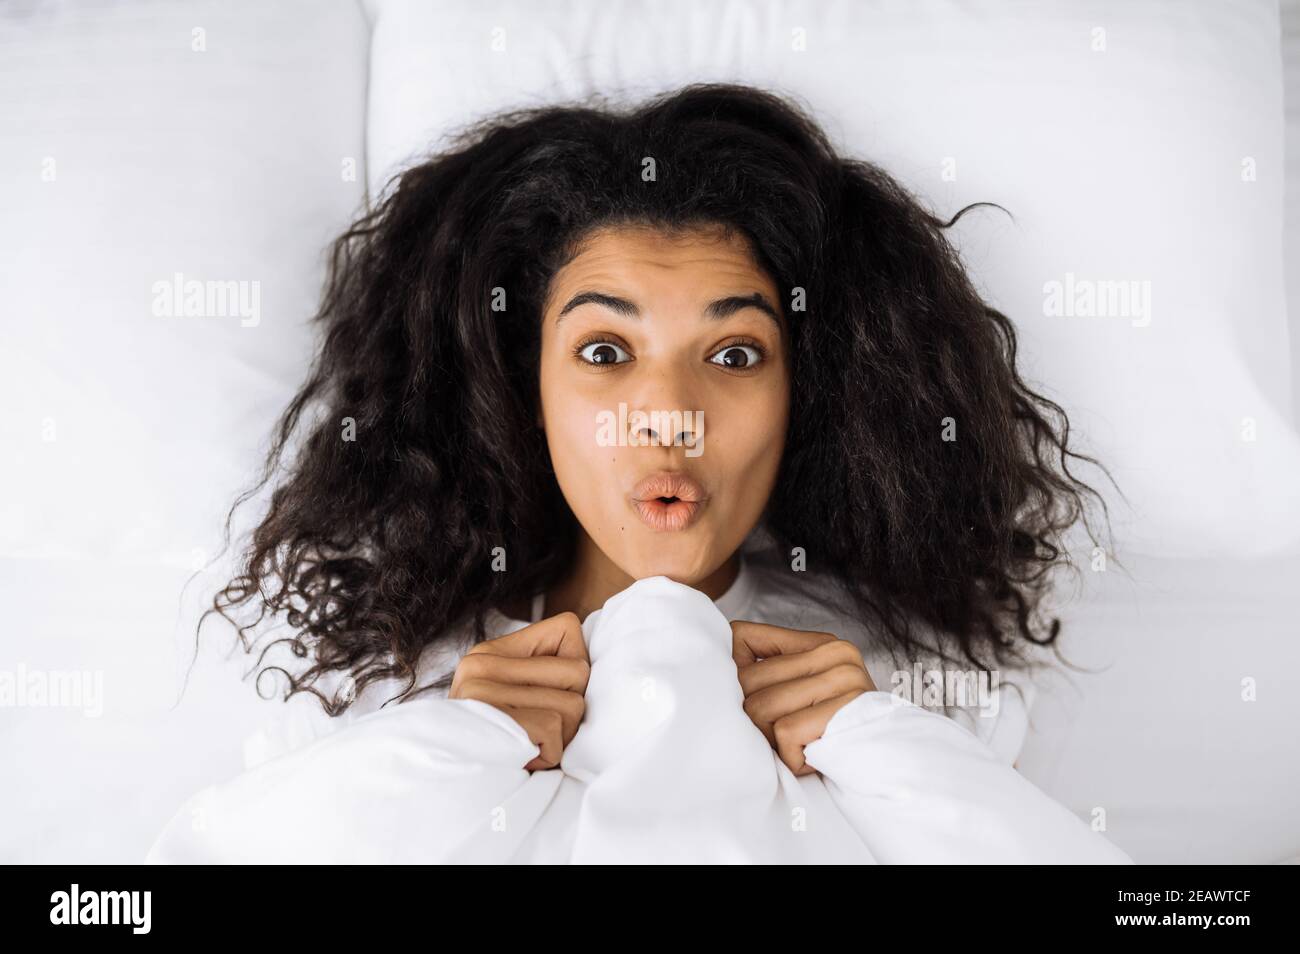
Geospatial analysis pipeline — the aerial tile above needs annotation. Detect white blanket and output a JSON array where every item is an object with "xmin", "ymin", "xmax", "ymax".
[{"xmin": 146, "ymin": 577, "xmax": 1133, "ymax": 863}]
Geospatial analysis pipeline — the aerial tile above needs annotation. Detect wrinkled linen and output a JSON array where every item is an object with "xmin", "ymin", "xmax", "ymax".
[{"xmin": 147, "ymin": 576, "xmax": 1132, "ymax": 864}]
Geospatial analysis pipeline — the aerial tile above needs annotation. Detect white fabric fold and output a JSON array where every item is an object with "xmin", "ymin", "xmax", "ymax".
[{"xmin": 146, "ymin": 575, "xmax": 1132, "ymax": 864}]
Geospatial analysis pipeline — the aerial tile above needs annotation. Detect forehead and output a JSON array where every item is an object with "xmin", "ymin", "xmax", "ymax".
[{"xmin": 545, "ymin": 223, "xmax": 779, "ymax": 305}]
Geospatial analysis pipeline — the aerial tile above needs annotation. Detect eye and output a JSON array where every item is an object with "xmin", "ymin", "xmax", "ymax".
[
  {"xmin": 574, "ymin": 338, "xmax": 632, "ymax": 366},
  {"xmin": 708, "ymin": 342, "xmax": 765, "ymax": 370}
]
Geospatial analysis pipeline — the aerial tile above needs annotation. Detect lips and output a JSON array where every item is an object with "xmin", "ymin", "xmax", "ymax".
[
  {"xmin": 630, "ymin": 471, "xmax": 708, "ymax": 532},
  {"xmin": 632, "ymin": 471, "xmax": 705, "ymax": 503}
]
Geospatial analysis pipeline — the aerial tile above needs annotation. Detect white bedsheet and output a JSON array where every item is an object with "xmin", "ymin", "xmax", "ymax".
[{"xmin": 146, "ymin": 576, "xmax": 1132, "ymax": 864}]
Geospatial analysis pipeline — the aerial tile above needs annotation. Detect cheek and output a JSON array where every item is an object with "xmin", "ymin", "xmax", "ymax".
[
  {"xmin": 712, "ymin": 382, "xmax": 789, "ymax": 488},
  {"xmin": 539, "ymin": 358, "xmax": 619, "ymax": 508}
]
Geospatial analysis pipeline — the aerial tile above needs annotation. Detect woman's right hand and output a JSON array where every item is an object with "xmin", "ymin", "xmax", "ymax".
[{"xmin": 448, "ymin": 610, "xmax": 590, "ymax": 772}]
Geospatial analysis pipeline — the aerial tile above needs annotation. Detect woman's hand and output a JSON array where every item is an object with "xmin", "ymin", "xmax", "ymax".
[
  {"xmin": 731, "ymin": 620, "xmax": 876, "ymax": 777},
  {"xmin": 449, "ymin": 611, "xmax": 591, "ymax": 772}
]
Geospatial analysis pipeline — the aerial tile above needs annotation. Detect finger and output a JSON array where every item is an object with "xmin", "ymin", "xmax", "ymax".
[
  {"xmin": 451, "ymin": 678, "xmax": 586, "ymax": 745},
  {"xmin": 730, "ymin": 619, "xmax": 837, "ymax": 668},
  {"xmin": 469, "ymin": 610, "xmax": 589, "ymax": 662},
  {"xmin": 502, "ymin": 706, "xmax": 566, "ymax": 772},
  {"xmin": 737, "ymin": 638, "xmax": 867, "ymax": 696},
  {"xmin": 743, "ymin": 663, "xmax": 874, "ymax": 729},
  {"xmin": 773, "ymin": 690, "xmax": 866, "ymax": 776},
  {"xmin": 451, "ymin": 652, "xmax": 591, "ymax": 696}
]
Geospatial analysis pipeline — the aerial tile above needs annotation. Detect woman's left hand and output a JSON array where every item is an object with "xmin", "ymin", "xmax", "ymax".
[{"xmin": 731, "ymin": 620, "xmax": 876, "ymax": 776}]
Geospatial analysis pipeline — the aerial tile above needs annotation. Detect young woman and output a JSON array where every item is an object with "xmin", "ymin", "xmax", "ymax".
[{"xmin": 148, "ymin": 83, "xmax": 1129, "ymax": 864}]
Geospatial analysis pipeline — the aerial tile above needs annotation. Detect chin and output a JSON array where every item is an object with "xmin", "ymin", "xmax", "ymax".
[{"xmin": 618, "ymin": 537, "xmax": 719, "ymax": 586}]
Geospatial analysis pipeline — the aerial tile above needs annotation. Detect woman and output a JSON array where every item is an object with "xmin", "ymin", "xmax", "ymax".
[{"xmin": 149, "ymin": 83, "xmax": 1129, "ymax": 863}]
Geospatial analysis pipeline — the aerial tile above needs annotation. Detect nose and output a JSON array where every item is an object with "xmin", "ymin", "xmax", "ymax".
[
  {"xmin": 632, "ymin": 414, "xmax": 699, "ymax": 447},
  {"xmin": 626, "ymin": 363, "xmax": 703, "ymax": 450}
]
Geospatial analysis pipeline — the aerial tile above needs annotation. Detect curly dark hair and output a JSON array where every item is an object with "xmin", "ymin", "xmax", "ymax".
[{"xmin": 205, "ymin": 82, "xmax": 1121, "ymax": 717}]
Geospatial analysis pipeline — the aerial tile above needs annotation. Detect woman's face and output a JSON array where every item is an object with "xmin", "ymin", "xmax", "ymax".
[{"xmin": 538, "ymin": 223, "xmax": 790, "ymax": 586}]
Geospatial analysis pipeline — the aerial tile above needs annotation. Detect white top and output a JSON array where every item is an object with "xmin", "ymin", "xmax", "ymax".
[{"xmin": 147, "ymin": 569, "xmax": 1123, "ymax": 864}]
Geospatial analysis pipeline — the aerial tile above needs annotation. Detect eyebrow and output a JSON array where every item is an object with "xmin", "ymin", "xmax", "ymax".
[{"xmin": 555, "ymin": 290, "xmax": 784, "ymax": 331}]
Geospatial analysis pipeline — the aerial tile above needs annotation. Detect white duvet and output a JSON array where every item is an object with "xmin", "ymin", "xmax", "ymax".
[{"xmin": 146, "ymin": 576, "xmax": 1133, "ymax": 864}]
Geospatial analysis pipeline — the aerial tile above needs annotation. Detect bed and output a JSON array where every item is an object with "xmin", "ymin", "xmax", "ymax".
[{"xmin": 1, "ymin": 0, "xmax": 1296, "ymax": 864}]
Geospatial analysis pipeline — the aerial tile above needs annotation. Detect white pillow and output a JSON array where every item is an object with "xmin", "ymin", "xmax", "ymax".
[
  {"xmin": 365, "ymin": 0, "xmax": 1300, "ymax": 559},
  {"xmin": 0, "ymin": 0, "xmax": 371, "ymax": 863},
  {"xmin": 1021, "ymin": 550, "xmax": 1300, "ymax": 863},
  {"xmin": 0, "ymin": 0, "xmax": 370, "ymax": 565}
]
